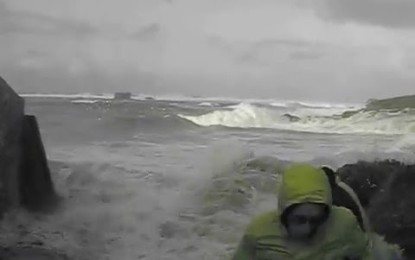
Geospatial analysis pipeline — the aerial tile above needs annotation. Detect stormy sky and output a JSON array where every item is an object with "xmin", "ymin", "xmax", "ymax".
[{"xmin": 1, "ymin": 0, "xmax": 415, "ymax": 102}]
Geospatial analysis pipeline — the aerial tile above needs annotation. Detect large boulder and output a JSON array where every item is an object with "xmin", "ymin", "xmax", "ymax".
[
  {"xmin": 0, "ymin": 76, "xmax": 58, "ymax": 216},
  {"xmin": 337, "ymin": 160, "xmax": 415, "ymax": 259},
  {"xmin": 0, "ymin": 76, "xmax": 24, "ymax": 217},
  {"xmin": 19, "ymin": 115, "xmax": 60, "ymax": 212},
  {"xmin": 337, "ymin": 160, "xmax": 402, "ymax": 208}
]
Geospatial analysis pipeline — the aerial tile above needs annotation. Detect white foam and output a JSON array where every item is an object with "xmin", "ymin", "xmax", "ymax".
[
  {"xmin": 0, "ymin": 160, "xmax": 201, "ymax": 260},
  {"xmin": 0, "ymin": 141, "xmax": 266, "ymax": 260},
  {"xmin": 180, "ymin": 103, "xmax": 278, "ymax": 129},
  {"xmin": 71, "ymin": 99, "xmax": 100, "ymax": 104},
  {"xmin": 198, "ymin": 102, "xmax": 215, "ymax": 107},
  {"xmin": 179, "ymin": 103, "xmax": 415, "ymax": 135},
  {"xmin": 293, "ymin": 107, "xmax": 350, "ymax": 117},
  {"xmin": 269, "ymin": 101, "xmax": 288, "ymax": 108},
  {"xmin": 389, "ymin": 134, "xmax": 415, "ymax": 153},
  {"xmin": 287, "ymin": 101, "xmax": 359, "ymax": 109}
]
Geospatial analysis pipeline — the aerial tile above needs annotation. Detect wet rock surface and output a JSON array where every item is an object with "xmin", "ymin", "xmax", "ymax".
[
  {"xmin": 0, "ymin": 76, "xmax": 24, "ymax": 217},
  {"xmin": 0, "ymin": 246, "xmax": 68, "ymax": 260},
  {"xmin": 338, "ymin": 160, "xmax": 415, "ymax": 259}
]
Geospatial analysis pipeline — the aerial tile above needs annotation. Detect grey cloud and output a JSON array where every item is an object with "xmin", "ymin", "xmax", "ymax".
[
  {"xmin": 207, "ymin": 37, "xmax": 315, "ymax": 54},
  {"xmin": 247, "ymin": 38, "xmax": 323, "ymax": 55},
  {"xmin": 206, "ymin": 36, "xmax": 236, "ymax": 52},
  {"xmin": 206, "ymin": 37, "xmax": 269, "ymax": 65},
  {"xmin": 1, "ymin": 65, "xmax": 157, "ymax": 94},
  {"xmin": 131, "ymin": 23, "xmax": 161, "ymax": 40},
  {"xmin": 235, "ymin": 53, "xmax": 269, "ymax": 67},
  {"xmin": 252, "ymin": 38, "xmax": 312, "ymax": 49},
  {"xmin": 0, "ymin": 1, "xmax": 7, "ymax": 15},
  {"xmin": 0, "ymin": 2, "xmax": 96, "ymax": 36},
  {"xmin": 239, "ymin": 39, "xmax": 325, "ymax": 64},
  {"xmin": 207, "ymin": 36, "xmax": 327, "ymax": 66},
  {"xmin": 318, "ymin": 0, "xmax": 415, "ymax": 29},
  {"xmin": 290, "ymin": 50, "xmax": 325, "ymax": 60},
  {"xmin": 206, "ymin": 36, "xmax": 243, "ymax": 60}
]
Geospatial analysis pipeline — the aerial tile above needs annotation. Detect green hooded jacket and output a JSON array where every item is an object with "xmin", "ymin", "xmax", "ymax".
[{"xmin": 231, "ymin": 163, "xmax": 371, "ymax": 260}]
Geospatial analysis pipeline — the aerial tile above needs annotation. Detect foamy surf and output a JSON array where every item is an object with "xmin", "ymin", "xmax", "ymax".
[
  {"xmin": 180, "ymin": 103, "xmax": 278, "ymax": 129},
  {"xmin": 71, "ymin": 99, "xmax": 100, "ymax": 104},
  {"xmin": 178, "ymin": 103, "xmax": 415, "ymax": 135}
]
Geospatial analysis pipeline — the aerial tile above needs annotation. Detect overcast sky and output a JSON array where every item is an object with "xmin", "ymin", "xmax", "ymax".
[{"xmin": 1, "ymin": 0, "xmax": 415, "ymax": 102}]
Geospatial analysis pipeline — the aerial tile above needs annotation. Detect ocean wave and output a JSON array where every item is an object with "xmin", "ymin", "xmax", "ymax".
[
  {"xmin": 19, "ymin": 92, "xmax": 362, "ymax": 108},
  {"xmin": 71, "ymin": 99, "xmax": 101, "ymax": 104},
  {"xmin": 179, "ymin": 103, "xmax": 277, "ymax": 129},
  {"xmin": 198, "ymin": 102, "xmax": 217, "ymax": 107},
  {"xmin": 285, "ymin": 101, "xmax": 359, "ymax": 109},
  {"xmin": 21, "ymin": 93, "xmax": 114, "ymax": 100},
  {"xmin": 389, "ymin": 134, "xmax": 415, "ymax": 153},
  {"xmin": 178, "ymin": 103, "xmax": 415, "ymax": 135},
  {"xmin": 0, "ymin": 160, "xmax": 200, "ymax": 260}
]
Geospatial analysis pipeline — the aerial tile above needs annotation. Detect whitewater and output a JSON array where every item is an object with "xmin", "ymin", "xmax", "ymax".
[
  {"xmin": 1, "ymin": 95, "xmax": 415, "ymax": 260},
  {"xmin": 179, "ymin": 102, "xmax": 415, "ymax": 135}
]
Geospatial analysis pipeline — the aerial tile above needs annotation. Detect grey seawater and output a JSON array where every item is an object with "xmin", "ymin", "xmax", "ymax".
[{"xmin": 1, "ymin": 98, "xmax": 414, "ymax": 260}]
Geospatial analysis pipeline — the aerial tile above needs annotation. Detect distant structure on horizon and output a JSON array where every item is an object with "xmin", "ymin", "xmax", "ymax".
[{"xmin": 114, "ymin": 92, "xmax": 132, "ymax": 100}]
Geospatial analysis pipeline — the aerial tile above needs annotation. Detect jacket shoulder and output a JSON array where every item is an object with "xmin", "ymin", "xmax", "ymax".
[
  {"xmin": 329, "ymin": 206, "xmax": 364, "ymax": 230},
  {"xmin": 245, "ymin": 210, "xmax": 281, "ymax": 236},
  {"xmin": 331, "ymin": 206, "xmax": 359, "ymax": 221}
]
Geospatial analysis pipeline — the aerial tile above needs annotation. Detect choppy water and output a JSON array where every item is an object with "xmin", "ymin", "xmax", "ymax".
[{"xmin": 2, "ymin": 95, "xmax": 415, "ymax": 259}]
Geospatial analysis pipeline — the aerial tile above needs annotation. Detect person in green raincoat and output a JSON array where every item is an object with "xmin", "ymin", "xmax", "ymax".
[{"xmin": 231, "ymin": 163, "xmax": 371, "ymax": 260}]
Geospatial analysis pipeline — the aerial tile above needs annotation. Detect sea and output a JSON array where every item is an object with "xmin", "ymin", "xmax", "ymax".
[{"xmin": 1, "ymin": 93, "xmax": 415, "ymax": 260}]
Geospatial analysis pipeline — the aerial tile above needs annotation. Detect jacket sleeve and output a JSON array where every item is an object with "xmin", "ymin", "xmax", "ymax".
[
  {"xmin": 327, "ymin": 210, "xmax": 372, "ymax": 260},
  {"xmin": 231, "ymin": 234, "xmax": 256, "ymax": 260},
  {"xmin": 342, "ymin": 218, "xmax": 371, "ymax": 260},
  {"xmin": 300, "ymin": 208, "xmax": 371, "ymax": 260}
]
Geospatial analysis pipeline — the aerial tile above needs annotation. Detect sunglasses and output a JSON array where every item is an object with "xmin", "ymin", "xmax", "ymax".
[{"xmin": 288, "ymin": 215, "xmax": 324, "ymax": 225}]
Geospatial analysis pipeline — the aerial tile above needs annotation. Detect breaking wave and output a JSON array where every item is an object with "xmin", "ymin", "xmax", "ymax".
[{"xmin": 178, "ymin": 103, "xmax": 415, "ymax": 135}]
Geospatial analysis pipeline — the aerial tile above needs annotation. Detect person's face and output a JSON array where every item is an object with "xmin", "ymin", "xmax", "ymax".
[{"xmin": 285, "ymin": 203, "xmax": 326, "ymax": 241}]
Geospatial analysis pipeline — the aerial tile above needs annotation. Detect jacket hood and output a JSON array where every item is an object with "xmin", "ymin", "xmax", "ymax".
[{"xmin": 278, "ymin": 163, "xmax": 332, "ymax": 214}]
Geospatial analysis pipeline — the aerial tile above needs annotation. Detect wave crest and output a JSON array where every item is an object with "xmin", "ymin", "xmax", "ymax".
[{"xmin": 179, "ymin": 103, "xmax": 415, "ymax": 135}]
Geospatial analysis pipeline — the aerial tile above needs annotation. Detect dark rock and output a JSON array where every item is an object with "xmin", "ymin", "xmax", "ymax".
[
  {"xmin": 336, "ymin": 160, "xmax": 415, "ymax": 259},
  {"xmin": 337, "ymin": 160, "xmax": 402, "ymax": 208},
  {"xmin": 366, "ymin": 95, "xmax": 415, "ymax": 110},
  {"xmin": 340, "ymin": 109, "xmax": 361, "ymax": 118},
  {"xmin": 0, "ymin": 76, "xmax": 59, "ymax": 216},
  {"xmin": 367, "ymin": 164, "xmax": 415, "ymax": 258},
  {"xmin": 282, "ymin": 113, "xmax": 301, "ymax": 122},
  {"xmin": 19, "ymin": 115, "xmax": 60, "ymax": 212},
  {"xmin": 0, "ymin": 76, "xmax": 24, "ymax": 217},
  {"xmin": 113, "ymin": 92, "xmax": 132, "ymax": 100},
  {"xmin": 0, "ymin": 246, "xmax": 68, "ymax": 260}
]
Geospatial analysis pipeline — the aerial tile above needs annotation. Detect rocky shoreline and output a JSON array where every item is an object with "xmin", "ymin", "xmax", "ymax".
[{"xmin": 1, "ymin": 76, "xmax": 414, "ymax": 259}]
